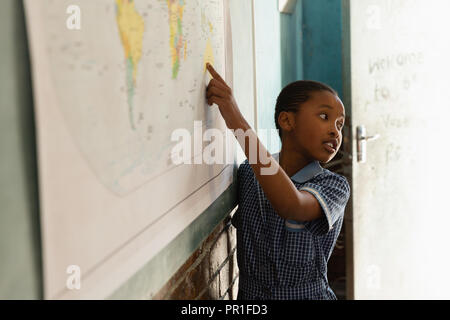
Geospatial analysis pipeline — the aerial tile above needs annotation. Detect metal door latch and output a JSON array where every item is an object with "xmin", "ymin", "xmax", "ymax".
[{"xmin": 357, "ymin": 125, "xmax": 380, "ymax": 163}]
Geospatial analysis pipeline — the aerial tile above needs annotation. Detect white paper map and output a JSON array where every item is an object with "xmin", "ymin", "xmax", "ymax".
[{"xmin": 25, "ymin": 0, "xmax": 234, "ymax": 299}]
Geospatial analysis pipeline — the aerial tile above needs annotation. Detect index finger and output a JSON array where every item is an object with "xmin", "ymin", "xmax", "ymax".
[{"xmin": 206, "ymin": 63, "xmax": 226, "ymax": 85}]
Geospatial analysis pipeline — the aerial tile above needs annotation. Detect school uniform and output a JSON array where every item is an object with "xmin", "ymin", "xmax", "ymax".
[{"xmin": 231, "ymin": 152, "xmax": 351, "ymax": 300}]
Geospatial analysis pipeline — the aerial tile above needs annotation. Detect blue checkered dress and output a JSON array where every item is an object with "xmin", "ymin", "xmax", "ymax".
[{"xmin": 231, "ymin": 152, "xmax": 351, "ymax": 300}]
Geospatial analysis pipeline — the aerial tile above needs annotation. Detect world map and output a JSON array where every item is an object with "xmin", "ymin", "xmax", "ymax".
[{"xmin": 35, "ymin": 0, "xmax": 224, "ymax": 195}]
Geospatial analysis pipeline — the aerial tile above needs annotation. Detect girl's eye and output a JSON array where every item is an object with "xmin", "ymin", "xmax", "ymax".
[{"xmin": 321, "ymin": 113, "xmax": 344, "ymax": 129}]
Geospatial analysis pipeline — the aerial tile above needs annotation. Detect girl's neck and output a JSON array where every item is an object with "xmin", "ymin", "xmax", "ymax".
[{"xmin": 279, "ymin": 148, "xmax": 312, "ymax": 178}]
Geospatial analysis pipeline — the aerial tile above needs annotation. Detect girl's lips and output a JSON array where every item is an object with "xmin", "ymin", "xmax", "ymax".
[{"xmin": 323, "ymin": 143, "xmax": 336, "ymax": 153}]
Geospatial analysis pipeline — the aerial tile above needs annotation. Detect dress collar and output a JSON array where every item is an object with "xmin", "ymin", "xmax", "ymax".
[{"xmin": 273, "ymin": 152, "xmax": 324, "ymax": 183}]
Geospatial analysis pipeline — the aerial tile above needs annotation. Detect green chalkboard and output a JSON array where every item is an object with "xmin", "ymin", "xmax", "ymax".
[{"xmin": 0, "ymin": 0, "xmax": 42, "ymax": 299}]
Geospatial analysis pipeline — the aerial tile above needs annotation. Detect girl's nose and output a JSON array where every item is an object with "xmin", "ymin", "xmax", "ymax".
[{"xmin": 329, "ymin": 123, "xmax": 339, "ymax": 136}]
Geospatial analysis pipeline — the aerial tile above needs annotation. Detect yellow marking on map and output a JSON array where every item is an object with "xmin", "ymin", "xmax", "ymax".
[
  {"xmin": 203, "ymin": 38, "xmax": 215, "ymax": 73},
  {"xmin": 116, "ymin": 0, "xmax": 144, "ymax": 84},
  {"xmin": 115, "ymin": 0, "xmax": 145, "ymax": 130}
]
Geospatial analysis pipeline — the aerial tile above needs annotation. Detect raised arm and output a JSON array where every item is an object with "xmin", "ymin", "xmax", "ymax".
[{"xmin": 205, "ymin": 63, "xmax": 322, "ymax": 222}]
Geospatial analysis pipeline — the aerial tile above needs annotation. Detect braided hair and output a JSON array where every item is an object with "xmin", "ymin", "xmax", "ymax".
[{"xmin": 274, "ymin": 80, "xmax": 338, "ymax": 140}]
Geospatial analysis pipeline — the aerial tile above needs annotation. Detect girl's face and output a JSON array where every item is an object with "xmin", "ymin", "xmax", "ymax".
[{"xmin": 292, "ymin": 91, "xmax": 346, "ymax": 163}]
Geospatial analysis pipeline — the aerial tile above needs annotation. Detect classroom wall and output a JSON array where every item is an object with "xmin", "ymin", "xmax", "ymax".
[
  {"xmin": 0, "ymin": 0, "xmax": 43, "ymax": 299},
  {"xmin": 280, "ymin": 0, "xmax": 304, "ymax": 87},
  {"xmin": 302, "ymin": 0, "xmax": 343, "ymax": 96},
  {"xmin": 253, "ymin": 0, "xmax": 284, "ymax": 153}
]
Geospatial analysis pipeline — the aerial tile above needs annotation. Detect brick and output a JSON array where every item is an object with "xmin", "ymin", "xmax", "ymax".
[{"xmin": 153, "ymin": 217, "xmax": 240, "ymax": 300}]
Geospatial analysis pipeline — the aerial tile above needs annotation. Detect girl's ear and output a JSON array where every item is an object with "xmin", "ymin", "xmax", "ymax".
[{"xmin": 278, "ymin": 111, "xmax": 295, "ymax": 134}]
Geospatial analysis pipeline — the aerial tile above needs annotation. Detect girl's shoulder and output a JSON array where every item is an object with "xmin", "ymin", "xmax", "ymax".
[
  {"xmin": 318, "ymin": 168, "xmax": 349, "ymax": 183},
  {"xmin": 307, "ymin": 168, "xmax": 351, "ymax": 195}
]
